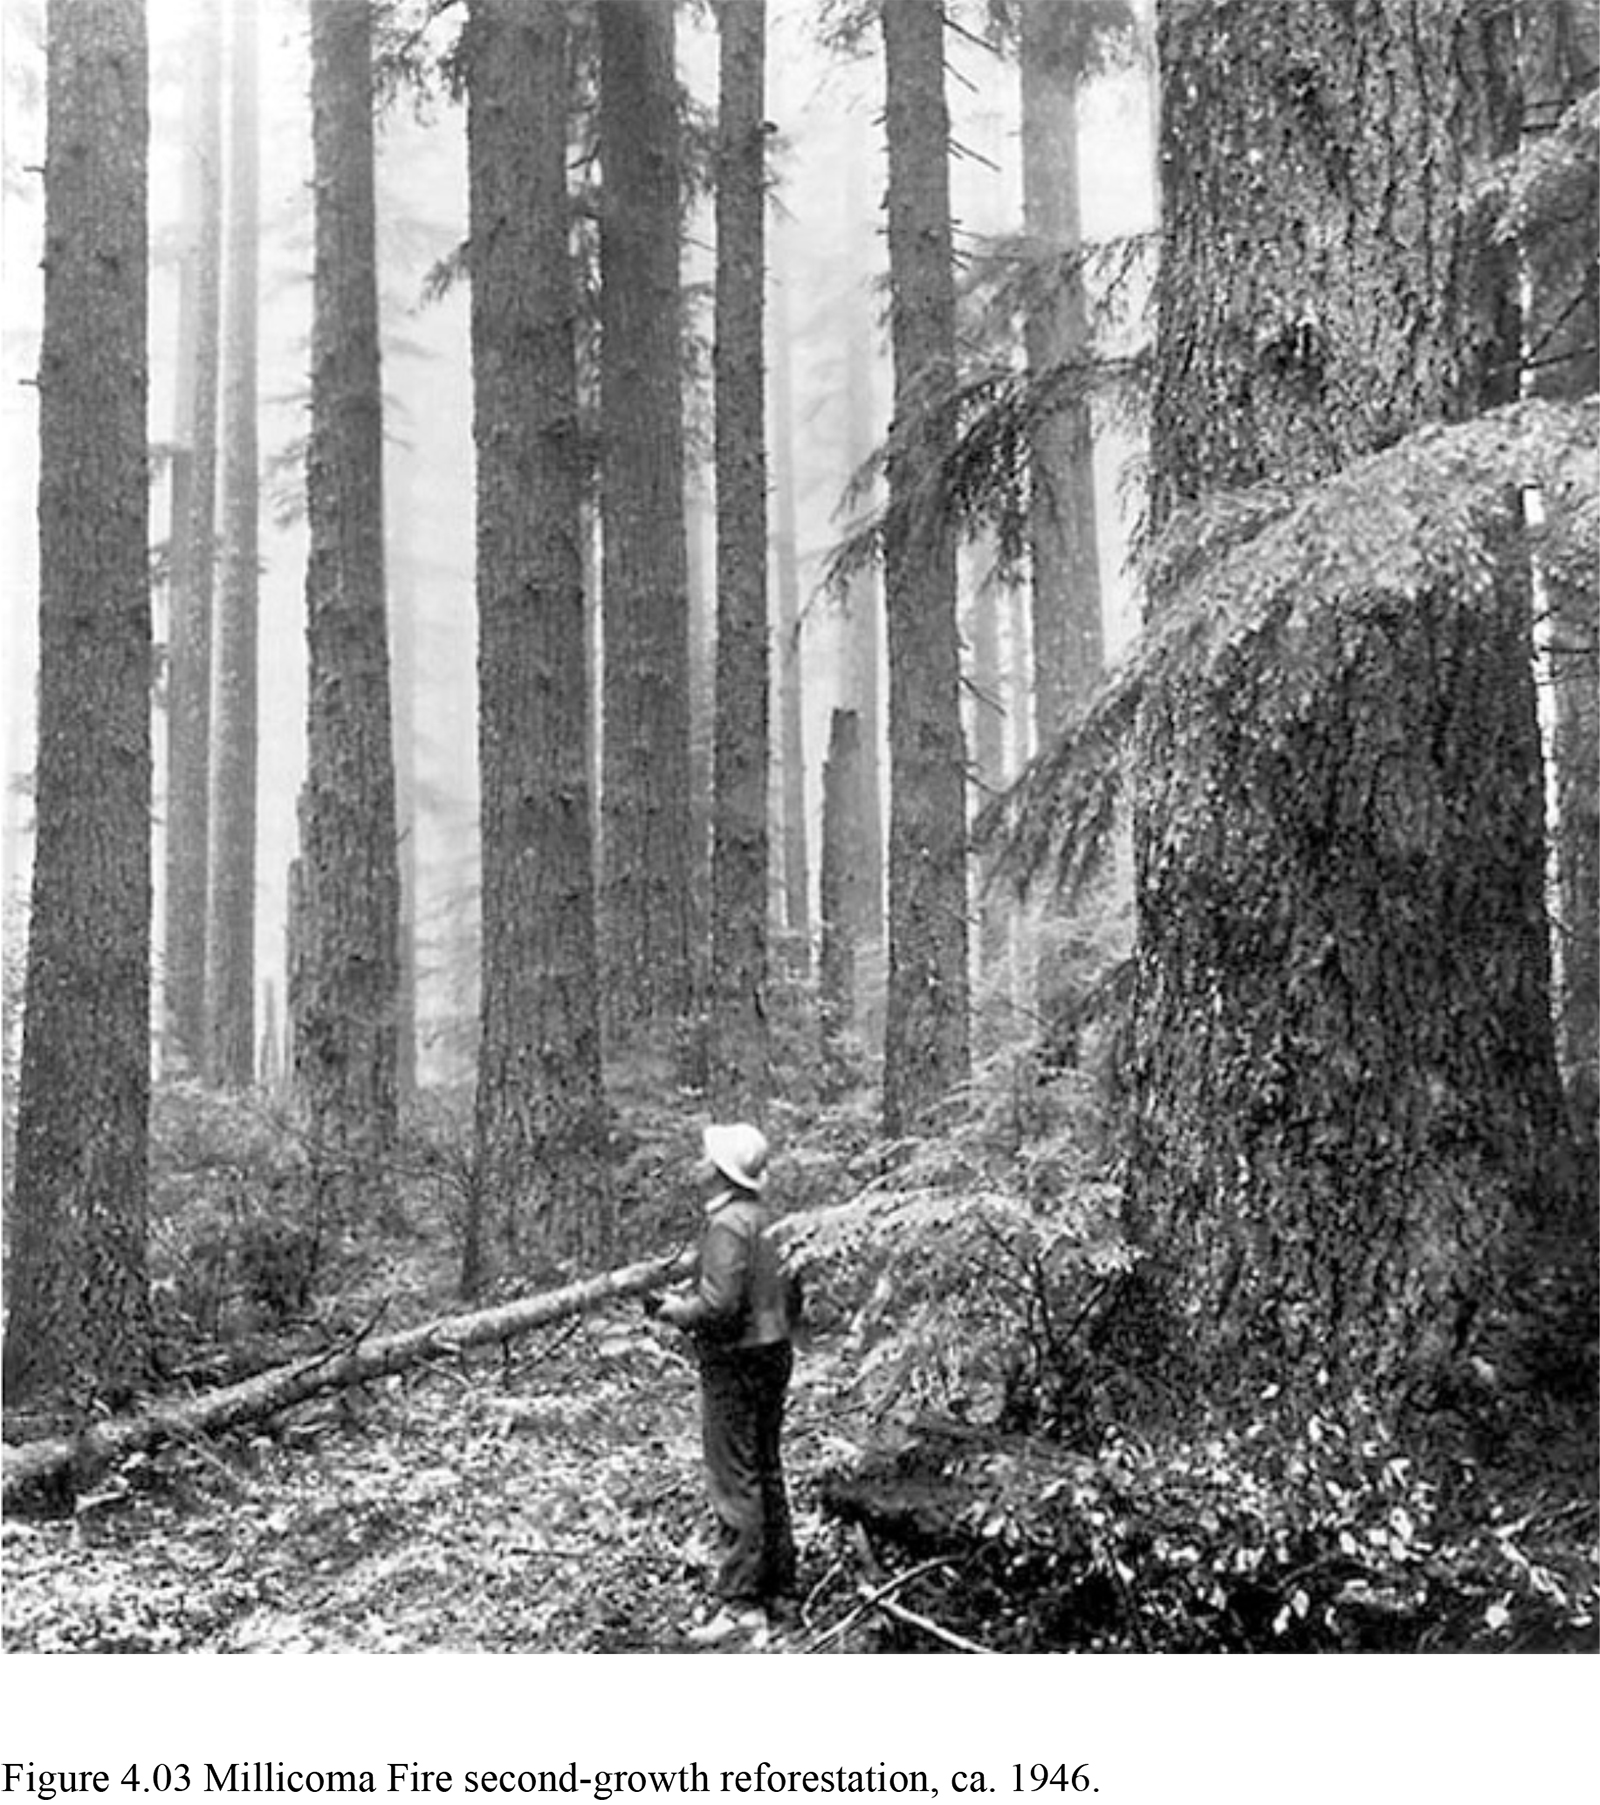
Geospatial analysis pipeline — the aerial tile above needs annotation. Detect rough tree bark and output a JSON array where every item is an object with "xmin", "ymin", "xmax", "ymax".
[
  {"xmin": 879, "ymin": 0, "xmax": 971, "ymax": 1136},
  {"xmin": 467, "ymin": 0, "xmax": 607, "ymax": 1286},
  {"xmin": 296, "ymin": 0, "xmax": 402, "ymax": 1223},
  {"xmin": 1134, "ymin": 0, "xmax": 1571, "ymax": 1388},
  {"xmin": 1522, "ymin": 0, "xmax": 1599, "ymax": 1170},
  {"xmin": 598, "ymin": 0, "xmax": 695, "ymax": 1053},
  {"xmin": 5, "ymin": 0, "xmax": 151, "ymax": 1413},
  {"xmin": 708, "ymin": 0, "xmax": 772, "ymax": 1114}
]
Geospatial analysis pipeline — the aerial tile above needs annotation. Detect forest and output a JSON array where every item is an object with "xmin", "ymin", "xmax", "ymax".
[{"xmin": 1, "ymin": 0, "xmax": 1596, "ymax": 1658}]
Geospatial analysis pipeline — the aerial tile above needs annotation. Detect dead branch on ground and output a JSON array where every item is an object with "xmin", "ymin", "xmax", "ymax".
[{"xmin": 3, "ymin": 1247, "xmax": 693, "ymax": 1514}]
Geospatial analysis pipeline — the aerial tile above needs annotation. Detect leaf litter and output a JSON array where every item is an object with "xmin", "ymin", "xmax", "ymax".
[{"xmin": 2, "ymin": 1312, "xmax": 851, "ymax": 1655}]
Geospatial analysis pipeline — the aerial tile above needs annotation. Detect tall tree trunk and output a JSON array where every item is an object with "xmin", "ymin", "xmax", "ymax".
[
  {"xmin": 966, "ymin": 557, "xmax": 1016, "ymax": 1041},
  {"xmin": 841, "ymin": 202, "xmax": 885, "ymax": 963},
  {"xmin": 708, "ymin": 0, "xmax": 770, "ymax": 1114},
  {"xmin": 1020, "ymin": 0, "xmax": 1104, "ymax": 748},
  {"xmin": 296, "ymin": 0, "xmax": 401, "ymax": 1226},
  {"xmin": 769, "ymin": 230, "xmax": 810, "ymax": 966},
  {"xmin": 1020, "ymin": 0, "xmax": 1107, "ymax": 1052},
  {"xmin": 161, "ymin": 2, "xmax": 222, "ymax": 1076},
  {"xmin": 597, "ymin": 0, "xmax": 694, "ymax": 1055},
  {"xmin": 467, "ymin": 0, "xmax": 607, "ymax": 1287},
  {"xmin": 5, "ymin": 0, "xmax": 151, "ymax": 1413},
  {"xmin": 205, "ymin": 0, "xmax": 261, "ymax": 1088},
  {"xmin": 879, "ymin": 0, "xmax": 970, "ymax": 1136},
  {"xmin": 1523, "ymin": 0, "xmax": 1598, "ymax": 1172},
  {"xmin": 389, "ymin": 463, "xmax": 419, "ymax": 1112},
  {"xmin": 686, "ymin": 467, "xmax": 713, "ymax": 1030},
  {"xmin": 1135, "ymin": 0, "xmax": 1569, "ymax": 1388},
  {"xmin": 819, "ymin": 707, "xmax": 865, "ymax": 1094},
  {"xmin": 258, "ymin": 976, "xmax": 285, "ymax": 1096}
]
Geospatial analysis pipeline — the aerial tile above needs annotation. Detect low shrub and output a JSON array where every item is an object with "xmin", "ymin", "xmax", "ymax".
[
  {"xmin": 829, "ymin": 1388, "xmax": 1598, "ymax": 1653},
  {"xmin": 148, "ymin": 1083, "xmax": 321, "ymax": 1365},
  {"xmin": 776, "ymin": 1051, "xmax": 1133, "ymax": 1422}
]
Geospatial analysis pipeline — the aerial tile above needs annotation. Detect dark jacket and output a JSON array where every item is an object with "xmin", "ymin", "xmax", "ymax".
[{"xmin": 666, "ymin": 1189, "xmax": 792, "ymax": 1349}]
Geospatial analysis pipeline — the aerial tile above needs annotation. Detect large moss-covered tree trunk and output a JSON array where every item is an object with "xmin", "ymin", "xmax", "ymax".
[
  {"xmin": 296, "ymin": 0, "xmax": 401, "ymax": 1225},
  {"xmin": 466, "ymin": 0, "xmax": 607, "ymax": 1286},
  {"xmin": 1133, "ymin": 0, "xmax": 1571, "ymax": 1388},
  {"xmin": 6, "ymin": 0, "xmax": 151, "ymax": 1413},
  {"xmin": 879, "ymin": 0, "xmax": 971, "ymax": 1136}
]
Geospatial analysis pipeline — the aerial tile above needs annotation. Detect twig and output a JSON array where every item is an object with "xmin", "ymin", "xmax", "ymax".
[
  {"xmin": 288, "ymin": 1299, "xmax": 391, "ymax": 1386},
  {"xmin": 409, "ymin": 1356, "xmax": 476, "ymax": 1390},
  {"xmin": 875, "ymin": 1595, "xmax": 995, "ymax": 1655},
  {"xmin": 851, "ymin": 1521, "xmax": 883, "ymax": 1580},
  {"xmin": 1090, "ymin": 1532, "xmax": 1150, "ymax": 1652},
  {"xmin": 535, "ymin": 1317, "xmax": 585, "ymax": 1361},
  {"xmin": 803, "ymin": 1556, "xmax": 955, "ymax": 1654},
  {"xmin": 800, "ymin": 1557, "xmax": 845, "ymax": 1624},
  {"xmin": 168, "ymin": 1429, "xmax": 258, "ymax": 1497},
  {"xmin": 1061, "ymin": 1276, "xmax": 1112, "ymax": 1348}
]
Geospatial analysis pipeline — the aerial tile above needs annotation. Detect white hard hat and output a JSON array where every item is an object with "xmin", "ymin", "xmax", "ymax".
[{"xmin": 702, "ymin": 1122, "xmax": 769, "ymax": 1195}]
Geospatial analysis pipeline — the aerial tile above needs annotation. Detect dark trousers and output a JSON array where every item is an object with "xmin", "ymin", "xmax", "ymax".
[{"xmin": 697, "ymin": 1340, "xmax": 796, "ymax": 1608}]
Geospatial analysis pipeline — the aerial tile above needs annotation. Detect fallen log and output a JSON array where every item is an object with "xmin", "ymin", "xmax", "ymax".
[{"xmin": 2, "ymin": 1245, "xmax": 694, "ymax": 1514}]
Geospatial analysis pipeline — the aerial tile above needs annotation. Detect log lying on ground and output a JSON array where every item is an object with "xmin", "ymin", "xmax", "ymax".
[{"xmin": 2, "ymin": 1246, "xmax": 694, "ymax": 1514}]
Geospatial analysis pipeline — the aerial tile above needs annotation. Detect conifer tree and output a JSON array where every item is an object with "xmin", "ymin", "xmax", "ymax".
[
  {"xmin": 597, "ymin": 0, "xmax": 694, "ymax": 1055},
  {"xmin": 466, "ymin": 0, "xmax": 607, "ymax": 1283},
  {"xmin": 708, "ymin": 0, "xmax": 771, "ymax": 1111},
  {"xmin": 879, "ymin": 0, "xmax": 971, "ymax": 1134},
  {"xmin": 162, "ymin": 2, "xmax": 222, "ymax": 1074},
  {"xmin": 1132, "ymin": 0, "xmax": 1571, "ymax": 1386},
  {"xmin": 296, "ymin": 0, "xmax": 402, "ymax": 1223},
  {"xmin": 6, "ymin": 0, "xmax": 151, "ymax": 1410},
  {"xmin": 205, "ymin": 0, "xmax": 262, "ymax": 1088}
]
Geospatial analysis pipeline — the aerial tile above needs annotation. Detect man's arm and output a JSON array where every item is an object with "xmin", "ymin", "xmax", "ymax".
[{"xmin": 659, "ymin": 1216, "xmax": 749, "ymax": 1334}]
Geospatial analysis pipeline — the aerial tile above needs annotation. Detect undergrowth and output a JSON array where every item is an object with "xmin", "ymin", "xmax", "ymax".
[
  {"xmin": 773, "ymin": 1048, "xmax": 1597, "ymax": 1654},
  {"xmin": 7, "ymin": 1036, "xmax": 1595, "ymax": 1656},
  {"xmin": 779, "ymin": 1047, "xmax": 1137, "ymax": 1435}
]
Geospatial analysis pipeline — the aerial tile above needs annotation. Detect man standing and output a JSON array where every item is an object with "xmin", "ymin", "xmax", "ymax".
[{"xmin": 655, "ymin": 1122, "xmax": 797, "ymax": 1646}]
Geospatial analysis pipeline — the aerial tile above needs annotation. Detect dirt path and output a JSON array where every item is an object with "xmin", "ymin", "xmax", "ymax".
[{"xmin": 2, "ymin": 1311, "xmax": 850, "ymax": 1654}]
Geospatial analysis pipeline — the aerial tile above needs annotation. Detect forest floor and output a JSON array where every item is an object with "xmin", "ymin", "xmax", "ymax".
[
  {"xmin": 1, "ymin": 1311, "xmax": 871, "ymax": 1656},
  {"xmin": 6, "ymin": 1299, "xmax": 1598, "ymax": 1656},
  {"xmin": 4, "ymin": 1092, "xmax": 1595, "ymax": 1656}
]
